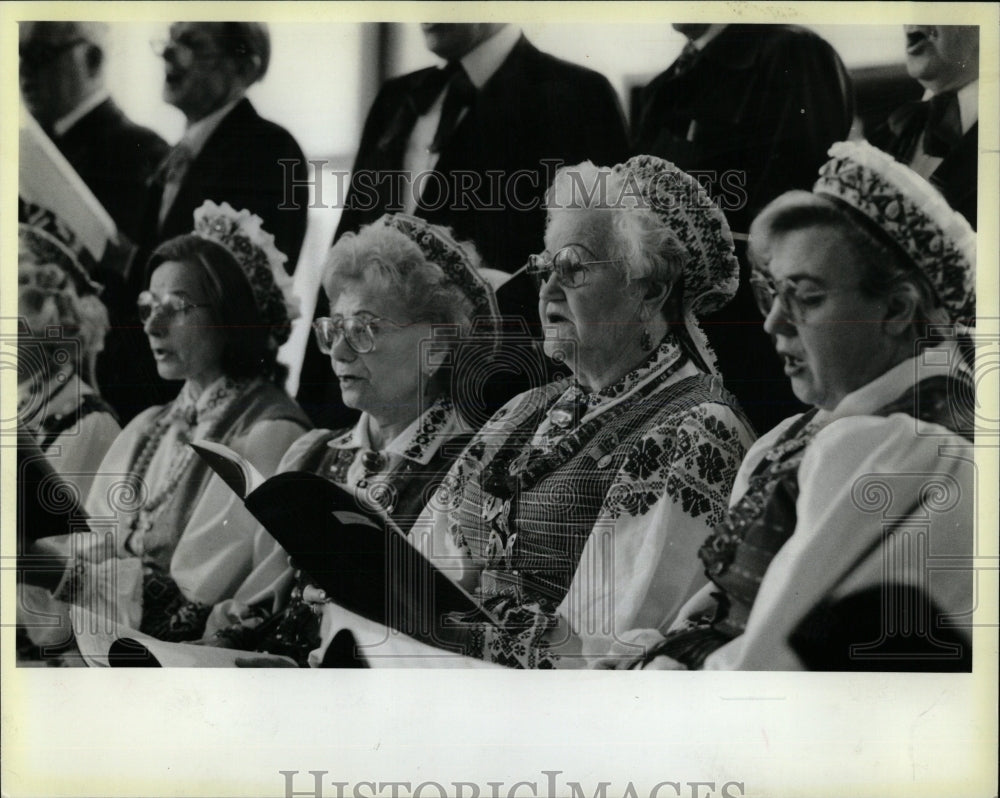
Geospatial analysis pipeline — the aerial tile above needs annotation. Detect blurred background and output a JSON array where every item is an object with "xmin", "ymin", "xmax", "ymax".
[{"xmin": 29, "ymin": 21, "xmax": 913, "ymax": 390}]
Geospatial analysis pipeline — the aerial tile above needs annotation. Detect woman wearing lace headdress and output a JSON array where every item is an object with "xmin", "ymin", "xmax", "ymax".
[
  {"xmin": 37, "ymin": 202, "xmax": 311, "ymax": 652},
  {"xmin": 408, "ymin": 156, "xmax": 756, "ymax": 668},
  {"xmin": 616, "ymin": 142, "xmax": 976, "ymax": 671},
  {"xmin": 201, "ymin": 213, "xmax": 502, "ymax": 666}
]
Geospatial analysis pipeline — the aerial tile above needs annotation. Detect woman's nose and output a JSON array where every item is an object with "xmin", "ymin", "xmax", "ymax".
[
  {"xmin": 762, "ymin": 295, "xmax": 795, "ymax": 337},
  {"xmin": 329, "ymin": 332, "xmax": 356, "ymax": 363},
  {"xmin": 142, "ymin": 308, "xmax": 169, "ymax": 336},
  {"xmin": 537, "ymin": 270, "xmax": 563, "ymax": 301}
]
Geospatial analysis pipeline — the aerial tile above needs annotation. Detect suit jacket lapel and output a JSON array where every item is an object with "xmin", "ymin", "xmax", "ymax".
[
  {"xmin": 930, "ymin": 122, "xmax": 977, "ymax": 211},
  {"xmin": 160, "ymin": 98, "xmax": 257, "ymax": 236},
  {"xmin": 429, "ymin": 36, "xmax": 532, "ymax": 179}
]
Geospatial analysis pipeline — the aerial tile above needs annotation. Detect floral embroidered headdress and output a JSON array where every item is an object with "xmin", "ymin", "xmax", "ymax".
[
  {"xmin": 373, "ymin": 213, "xmax": 500, "ymax": 324},
  {"xmin": 192, "ymin": 201, "xmax": 299, "ymax": 346},
  {"xmin": 610, "ymin": 155, "xmax": 740, "ymax": 375},
  {"xmin": 813, "ymin": 140, "xmax": 976, "ymax": 327}
]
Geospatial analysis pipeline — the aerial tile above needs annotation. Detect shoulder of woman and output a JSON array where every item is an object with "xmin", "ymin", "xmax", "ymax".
[
  {"xmin": 277, "ymin": 428, "xmax": 347, "ymax": 472},
  {"xmin": 643, "ymin": 397, "xmax": 757, "ymax": 449},
  {"xmin": 243, "ymin": 382, "xmax": 312, "ymax": 425},
  {"xmin": 120, "ymin": 403, "xmax": 170, "ymax": 433},
  {"xmin": 475, "ymin": 381, "xmax": 567, "ymax": 433},
  {"xmin": 806, "ymin": 412, "xmax": 961, "ymax": 471}
]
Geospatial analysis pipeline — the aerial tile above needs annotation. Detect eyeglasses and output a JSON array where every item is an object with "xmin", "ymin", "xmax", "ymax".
[
  {"xmin": 750, "ymin": 270, "xmax": 862, "ymax": 325},
  {"xmin": 137, "ymin": 291, "xmax": 210, "ymax": 324},
  {"xmin": 525, "ymin": 246, "xmax": 622, "ymax": 290},
  {"xmin": 312, "ymin": 314, "xmax": 414, "ymax": 356},
  {"xmin": 19, "ymin": 38, "xmax": 87, "ymax": 69}
]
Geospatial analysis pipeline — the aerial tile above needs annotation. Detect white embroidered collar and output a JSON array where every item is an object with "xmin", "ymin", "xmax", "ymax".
[{"xmin": 326, "ymin": 395, "xmax": 466, "ymax": 465}]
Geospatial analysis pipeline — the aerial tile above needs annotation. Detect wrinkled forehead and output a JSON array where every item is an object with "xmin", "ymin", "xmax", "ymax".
[
  {"xmin": 543, "ymin": 207, "xmax": 615, "ymax": 259},
  {"xmin": 757, "ymin": 224, "xmax": 864, "ymax": 284},
  {"xmin": 328, "ymin": 278, "xmax": 409, "ymax": 321}
]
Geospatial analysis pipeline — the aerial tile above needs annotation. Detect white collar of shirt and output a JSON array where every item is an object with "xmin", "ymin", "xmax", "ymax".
[
  {"xmin": 458, "ymin": 24, "xmax": 522, "ymax": 89},
  {"xmin": 181, "ymin": 94, "xmax": 244, "ymax": 157},
  {"xmin": 823, "ymin": 340, "xmax": 967, "ymax": 423},
  {"xmin": 52, "ymin": 89, "xmax": 109, "ymax": 137},
  {"xmin": 328, "ymin": 397, "xmax": 466, "ymax": 465},
  {"xmin": 922, "ymin": 79, "xmax": 979, "ymax": 134},
  {"xmin": 690, "ymin": 24, "xmax": 728, "ymax": 51}
]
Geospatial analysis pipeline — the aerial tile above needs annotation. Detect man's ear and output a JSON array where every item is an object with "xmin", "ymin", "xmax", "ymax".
[
  {"xmin": 883, "ymin": 281, "xmax": 921, "ymax": 337},
  {"xmin": 84, "ymin": 44, "xmax": 103, "ymax": 76},
  {"xmin": 236, "ymin": 54, "xmax": 263, "ymax": 85}
]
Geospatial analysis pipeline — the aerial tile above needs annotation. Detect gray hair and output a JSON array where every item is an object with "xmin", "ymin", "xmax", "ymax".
[
  {"xmin": 323, "ymin": 223, "xmax": 477, "ymax": 332},
  {"xmin": 546, "ymin": 162, "xmax": 690, "ymax": 309}
]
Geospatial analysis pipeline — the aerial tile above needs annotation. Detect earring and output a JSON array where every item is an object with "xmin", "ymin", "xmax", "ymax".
[{"xmin": 640, "ymin": 328, "xmax": 653, "ymax": 351}]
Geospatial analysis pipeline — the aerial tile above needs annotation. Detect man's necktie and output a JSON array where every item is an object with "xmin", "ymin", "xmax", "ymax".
[
  {"xmin": 670, "ymin": 40, "xmax": 701, "ymax": 78},
  {"xmin": 154, "ymin": 142, "xmax": 195, "ymax": 227},
  {"xmin": 887, "ymin": 92, "xmax": 963, "ymax": 162},
  {"xmin": 430, "ymin": 64, "xmax": 476, "ymax": 154},
  {"xmin": 923, "ymin": 91, "xmax": 963, "ymax": 158}
]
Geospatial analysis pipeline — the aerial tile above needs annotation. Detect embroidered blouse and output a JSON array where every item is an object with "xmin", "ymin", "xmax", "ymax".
[{"xmin": 413, "ymin": 334, "xmax": 755, "ymax": 668}]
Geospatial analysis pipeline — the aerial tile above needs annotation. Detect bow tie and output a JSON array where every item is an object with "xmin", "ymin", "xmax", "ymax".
[{"xmin": 888, "ymin": 92, "xmax": 963, "ymax": 159}]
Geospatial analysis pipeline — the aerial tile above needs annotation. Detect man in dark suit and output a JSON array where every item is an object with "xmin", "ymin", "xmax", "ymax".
[
  {"xmin": 143, "ymin": 22, "xmax": 308, "ymax": 272},
  {"xmin": 117, "ymin": 22, "xmax": 309, "ymax": 421},
  {"xmin": 19, "ymin": 22, "xmax": 169, "ymax": 244},
  {"xmin": 635, "ymin": 24, "xmax": 855, "ymax": 434},
  {"xmin": 298, "ymin": 23, "xmax": 629, "ymax": 428},
  {"xmin": 20, "ymin": 22, "xmax": 171, "ymax": 423},
  {"xmin": 869, "ymin": 25, "xmax": 978, "ymax": 228}
]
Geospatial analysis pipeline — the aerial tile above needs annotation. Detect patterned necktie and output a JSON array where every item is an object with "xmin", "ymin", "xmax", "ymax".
[
  {"xmin": 430, "ymin": 64, "xmax": 476, "ymax": 153},
  {"xmin": 671, "ymin": 40, "xmax": 701, "ymax": 78},
  {"xmin": 154, "ymin": 142, "xmax": 195, "ymax": 226}
]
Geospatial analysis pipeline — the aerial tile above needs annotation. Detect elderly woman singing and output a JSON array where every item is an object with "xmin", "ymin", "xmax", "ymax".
[
  {"xmin": 621, "ymin": 141, "xmax": 976, "ymax": 671},
  {"xmin": 202, "ymin": 214, "xmax": 501, "ymax": 666},
  {"xmin": 411, "ymin": 155, "xmax": 756, "ymax": 668}
]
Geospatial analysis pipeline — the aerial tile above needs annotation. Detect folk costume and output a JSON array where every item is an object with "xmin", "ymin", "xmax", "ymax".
[
  {"xmin": 624, "ymin": 141, "xmax": 977, "ymax": 671},
  {"xmin": 415, "ymin": 157, "xmax": 757, "ymax": 668},
  {"xmin": 52, "ymin": 202, "xmax": 310, "ymax": 646}
]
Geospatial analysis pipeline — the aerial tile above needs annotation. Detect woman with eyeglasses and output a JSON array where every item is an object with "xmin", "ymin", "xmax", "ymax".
[
  {"xmin": 32, "ymin": 202, "xmax": 310, "ymax": 659},
  {"xmin": 404, "ymin": 155, "xmax": 755, "ymax": 668},
  {"xmin": 612, "ymin": 141, "xmax": 976, "ymax": 671},
  {"xmin": 201, "ymin": 213, "xmax": 499, "ymax": 666}
]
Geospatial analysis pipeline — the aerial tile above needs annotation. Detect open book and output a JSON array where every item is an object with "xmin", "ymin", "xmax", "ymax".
[
  {"xmin": 190, "ymin": 440, "xmax": 496, "ymax": 655},
  {"xmin": 70, "ymin": 608, "xmax": 297, "ymax": 667}
]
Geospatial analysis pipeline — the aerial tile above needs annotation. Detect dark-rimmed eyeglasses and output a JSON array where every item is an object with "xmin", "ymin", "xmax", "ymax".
[
  {"xmin": 19, "ymin": 38, "xmax": 87, "ymax": 69},
  {"xmin": 525, "ymin": 246, "xmax": 622, "ymax": 290},
  {"xmin": 137, "ymin": 291, "xmax": 210, "ymax": 324},
  {"xmin": 312, "ymin": 314, "xmax": 414, "ymax": 356},
  {"xmin": 750, "ymin": 270, "xmax": 862, "ymax": 325}
]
